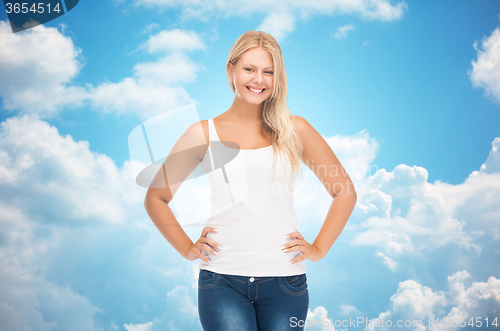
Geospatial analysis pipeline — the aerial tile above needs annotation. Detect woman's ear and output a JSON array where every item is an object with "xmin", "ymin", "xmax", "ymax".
[{"xmin": 226, "ymin": 62, "xmax": 234, "ymax": 80}]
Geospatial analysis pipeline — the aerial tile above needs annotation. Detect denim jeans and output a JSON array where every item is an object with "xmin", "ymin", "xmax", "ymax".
[{"xmin": 198, "ymin": 269, "xmax": 309, "ymax": 331}]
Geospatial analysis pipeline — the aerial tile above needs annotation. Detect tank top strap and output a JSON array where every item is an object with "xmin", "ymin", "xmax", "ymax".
[{"xmin": 208, "ymin": 118, "xmax": 221, "ymax": 142}]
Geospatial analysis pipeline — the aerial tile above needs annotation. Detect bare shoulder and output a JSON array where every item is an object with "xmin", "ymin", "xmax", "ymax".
[
  {"xmin": 169, "ymin": 120, "xmax": 209, "ymax": 161},
  {"xmin": 292, "ymin": 115, "xmax": 309, "ymax": 130},
  {"xmin": 291, "ymin": 114, "xmax": 331, "ymax": 163},
  {"xmin": 292, "ymin": 115, "xmax": 320, "ymax": 142},
  {"xmin": 198, "ymin": 119, "xmax": 209, "ymax": 145},
  {"xmin": 183, "ymin": 119, "xmax": 209, "ymax": 145},
  {"xmin": 291, "ymin": 115, "xmax": 355, "ymax": 197}
]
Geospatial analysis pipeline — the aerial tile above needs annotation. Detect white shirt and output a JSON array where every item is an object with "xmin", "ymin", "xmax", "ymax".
[{"xmin": 198, "ymin": 118, "xmax": 307, "ymax": 277}]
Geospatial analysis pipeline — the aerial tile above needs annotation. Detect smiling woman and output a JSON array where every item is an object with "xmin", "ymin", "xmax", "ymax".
[
  {"xmin": 144, "ymin": 30, "xmax": 357, "ymax": 331},
  {"xmin": 228, "ymin": 47, "xmax": 275, "ymax": 103}
]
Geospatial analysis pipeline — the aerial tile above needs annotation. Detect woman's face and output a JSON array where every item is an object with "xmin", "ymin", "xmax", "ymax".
[{"xmin": 228, "ymin": 46, "xmax": 274, "ymax": 105}]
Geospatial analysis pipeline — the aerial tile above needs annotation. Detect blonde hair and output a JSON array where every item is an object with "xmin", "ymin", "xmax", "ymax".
[{"xmin": 226, "ymin": 30, "xmax": 303, "ymax": 181}]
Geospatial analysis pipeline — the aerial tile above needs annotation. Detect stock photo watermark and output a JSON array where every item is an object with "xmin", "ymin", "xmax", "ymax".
[
  {"xmin": 290, "ymin": 316, "xmax": 500, "ymax": 328},
  {"xmin": 2, "ymin": 0, "xmax": 80, "ymax": 32}
]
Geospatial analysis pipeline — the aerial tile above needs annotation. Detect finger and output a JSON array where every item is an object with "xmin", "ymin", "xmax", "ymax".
[
  {"xmin": 199, "ymin": 236, "xmax": 220, "ymax": 249},
  {"xmin": 281, "ymin": 239, "xmax": 302, "ymax": 250},
  {"xmin": 282, "ymin": 244, "xmax": 306, "ymax": 253},
  {"xmin": 289, "ymin": 255, "xmax": 307, "ymax": 264},
  {"xmin": 191, "ymin": 243, "xmax": 212, "ymax": 263},
  {"xmin": 198, "ymin": 251, "xmax": 212, "ymax": 263},
  {"xmin": 295, "ymin": 232, "xmax": 304, "ymax": 240},
  {"xmin": 197, "ymin": 239, "xmax": 215, "ymax": 252},
  {"xmin": 201, "ymin": 227, "xmax": 218, "ymax": 237},
  {"xmin": 285, "ymin": 231, "xmax": 303, "ymax": 240},
  {"xmin": 201, "ymin": 242, "xmax": 220, "ymax": 256},
  {"xmin": 205, "ymin": 237, "xmax": 222, "ymax": 250},
  {"xmin": 281, "ymin": 240, "xmax": 292, "ymax": 250}
]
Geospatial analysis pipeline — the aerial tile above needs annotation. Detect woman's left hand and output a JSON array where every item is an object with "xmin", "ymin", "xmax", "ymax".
[{"xmin": 281, "ymin": 231, "xmax": 324, "ymax": 263}]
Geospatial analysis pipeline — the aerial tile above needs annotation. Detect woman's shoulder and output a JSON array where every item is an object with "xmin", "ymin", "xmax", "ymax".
[
  {"xmin": 291, "ymin": 115, "xmax": 315, "ymax": 137},
  {"xmin": 291, "ymin": 115, "xmax": 307, "ymax": 127},
  {"xmin": 183, "ymin": 119, "xmax": 209, "ymax": 146}
]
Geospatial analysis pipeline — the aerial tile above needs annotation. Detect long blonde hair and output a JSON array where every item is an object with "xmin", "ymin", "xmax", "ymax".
[{"xmin": 226, "ymin": 30, "xmax": 303, "ymax": 181}]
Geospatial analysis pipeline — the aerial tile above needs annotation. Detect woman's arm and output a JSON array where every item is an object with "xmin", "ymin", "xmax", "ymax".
[
  {"xmin": 144, "ymin": 120, "xmax": 213, "ymax": 261},
  {"xmin": 144, "ymin": 192, "xmax": 195, "ymax": 259},
  {"xmin": 291, "ymin": 115, "xmax": 357, "ymax": 261}
]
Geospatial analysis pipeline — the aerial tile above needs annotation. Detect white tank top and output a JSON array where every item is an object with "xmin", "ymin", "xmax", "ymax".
[{"xmin": 198, "ymin": 118, "xmax": 307, "ymax": 276}]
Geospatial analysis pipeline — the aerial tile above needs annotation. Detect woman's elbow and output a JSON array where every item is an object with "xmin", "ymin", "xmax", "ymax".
[
  {"xmin": 144, "ymin": 188, "xmax": 172, "ymax": 208},
  {"xmin": 144, "ymin": 191, "xmax": 152, "ymax": 211},
  {"xmin": 332, "ymin": 180, "xmax": 357, "ymax": 198},
  {"xmin": 349, "ymin": 183, "xmax": 358, "ymax": 203},
  {"xmin": 144, "ymin": 189, "xmax": 159, "ymax": 211}
]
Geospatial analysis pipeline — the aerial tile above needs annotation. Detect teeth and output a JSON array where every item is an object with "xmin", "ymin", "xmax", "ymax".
[{"xmin": 249, "ymin": 87, "xmax": 264, "ymax": 93}]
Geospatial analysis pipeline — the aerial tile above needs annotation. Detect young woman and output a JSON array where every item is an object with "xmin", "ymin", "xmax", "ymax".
[{"xmin": 144, "ymin": 30, "xmax": 357, "ymax": 331}]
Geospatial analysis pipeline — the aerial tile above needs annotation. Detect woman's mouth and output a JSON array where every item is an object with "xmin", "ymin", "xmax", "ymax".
[{"xmin": 246, "ymin": 86, "xmax": 266, "ymax": 94}]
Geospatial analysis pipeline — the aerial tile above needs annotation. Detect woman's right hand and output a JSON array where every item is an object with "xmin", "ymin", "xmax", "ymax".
[{"xmin": 185, "ymin": 227, "xmax": 222, "ymax": 263}]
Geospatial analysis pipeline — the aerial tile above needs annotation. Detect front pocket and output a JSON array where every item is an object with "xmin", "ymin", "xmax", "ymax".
[
  {"xmin": 198, "ymin": 269, "xmax": 221, "ymax": 289},
  {"xmin": 279, "ymin": 273, "xmax": 308, "ymax": 295},
  {"xmin": 199, "ymin": 269, "xmax": 215, "ymax": 281}
]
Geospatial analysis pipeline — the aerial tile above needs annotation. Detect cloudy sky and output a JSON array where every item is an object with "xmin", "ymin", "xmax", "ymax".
[{"xmin": 1, "ymin": 0, "xmax": 500, "ymax": 330}]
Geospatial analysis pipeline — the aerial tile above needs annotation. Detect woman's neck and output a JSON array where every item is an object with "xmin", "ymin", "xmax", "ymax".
[{"xmin": 224, "ymin": 97, "xmax": 263, "ymax": 123}]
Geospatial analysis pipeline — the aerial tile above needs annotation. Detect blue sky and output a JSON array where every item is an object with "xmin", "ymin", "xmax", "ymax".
[{"xmin": 1, "ymin": 0, "xmax": 500, "ymax": 330}]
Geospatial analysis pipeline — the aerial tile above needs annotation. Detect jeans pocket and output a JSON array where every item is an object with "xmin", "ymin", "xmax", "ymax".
[
  {"xmin": 198, "ymin": 269, "xmax": 221, "ymax": 289},
  {"xmin": 279, "ymin": 273, "xmax": 308, "ymax": 296}
]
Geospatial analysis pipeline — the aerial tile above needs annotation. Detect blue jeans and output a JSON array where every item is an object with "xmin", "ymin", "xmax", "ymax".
[{"xmin": 198, "ymin": 269, "xmax": 309, "ymax": 331}]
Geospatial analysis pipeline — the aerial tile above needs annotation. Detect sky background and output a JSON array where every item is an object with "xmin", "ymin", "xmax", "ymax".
[{"xmin": 1, "ymin": 0, "xmax": 500, "ymax": 330}]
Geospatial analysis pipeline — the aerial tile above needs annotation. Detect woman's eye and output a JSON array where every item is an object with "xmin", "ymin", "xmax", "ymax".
[{"xmin": 244, "ymin": 68, "xmax": 273, "ymax": 74}]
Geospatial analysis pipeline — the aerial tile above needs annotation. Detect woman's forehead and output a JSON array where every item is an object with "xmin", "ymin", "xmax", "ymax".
[{"xmin": 239, "ymin": 47, "xmax": 273, "ymax": 66}]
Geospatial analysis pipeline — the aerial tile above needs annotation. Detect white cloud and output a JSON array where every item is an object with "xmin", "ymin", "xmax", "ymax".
[
  {"xmin": 140, "ymin": 23, "xmax": 161, "ymax": 35},
  {"xmin": 469, "ymin": 27, "xmax": 500, "ymax": 104},
  {"xmin": 257, "ymin": 11, "xmax": 296, "ymax": 43},
  {"xmin": 128, "ymin": 0, "xmax": 408, "ymax": 40},
  {"xmin": 339, "ymin": 303, "xmax": 362, "ymax": 316},
  {"xmin": 133, "ymin": 53, "xmax": 204, "ymax": 86},
  {"xmin": 0, "ymin": 198, "xmax": 103, "ymax": 331},
  {"xmin": 365, "ymin": 279, "xmax": 446, "ymax": 330},
  {"xmin": 0, "ymin": 114, "xmax": 137, "ymax": 329},
  {"xmin": 87, "ymin": 75, "xmax": 194, "ymax": 120},
  {"xmin": 294, "ymin": 129, "xmax": 380, "ymax": 225},
  {"xmin": 0, "ymin": 20, "xmax": 87, "ymax": 118},
  {"xmin": 280, "ymin": 127, "xmax": 499, "ymax": 275},
  {"xmin": 0, "ymin": 114, "xmax": 139, "ymax": 225},
  {"xmin": 479, "ymin": 136, "xmax": 500, "ymax": 173},
  {"xmin": 140, "ymin": 29, "xmax": 206, "ymax": 54},
  {"xmin": 0, "ymin": 21, "xmax": 204, "ymax": 120},
  {"xmin": 86, "ymin": 28, "xmax": 206, "ymax": 118},
  {"xmin": 352, "ymin": 163, "xmax": 484, "ymax": 259},
  {"xmin": 0, "ymin": 114, "xmax": 202, "ymax": 330},
  {"xmin": 350, "ymin": 133, "xmax": 500, "ymax": 267},
  {"xmin": 333, "ymin": 24, "xmax": 354, "ymax": 39},
  {"xmin": 124, "ymin": 321, "xmax": 153, "ymax": 331},
  {"xmin": 305, "ymin": 306, "xmax": 337, "ymax": 330},
  {"xmin": 323, "ymin": 129, "xmax": 380, "ymax": 186},
  {"xmin": 122, "ymin": 285, "xmax": 199, "ymax": 331},
  {"xmin": 365, "ymin": 270, "xmax": 500, "ymax": 331},
  {"xmin": 166, "ymin": 285, "xmax": 198, "ymax": 319},
  {"xmin": 0, "ymin": 114, "xmax": 209, "ymax": 330},
  {"xmin": 81, "ymin": 28, "xmax": 206, "ymax": 119},
  {"xmin": 375, "ymin": 251, "xmax": 398, "ymax": 271}
]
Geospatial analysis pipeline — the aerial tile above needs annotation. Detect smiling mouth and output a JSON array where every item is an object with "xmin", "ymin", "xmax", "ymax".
[{"xmin": 246, "ymin": 86, "xmax": 266, "ymax": 94}]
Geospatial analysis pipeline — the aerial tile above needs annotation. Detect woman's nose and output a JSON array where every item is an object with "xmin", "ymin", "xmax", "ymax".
[{"xmin": 254, "ymin": 71, "xmax": 263, "ymax": 84}]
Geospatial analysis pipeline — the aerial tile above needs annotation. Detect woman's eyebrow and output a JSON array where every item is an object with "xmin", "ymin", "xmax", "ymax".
[{"xmin": 243, "ymin": 63, "xmax": 274, "ymax": 69}]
